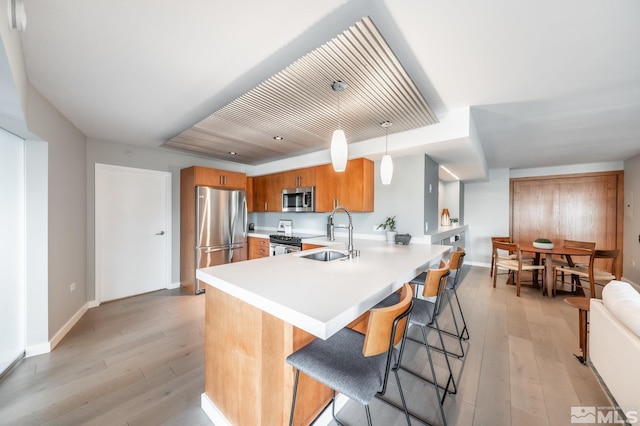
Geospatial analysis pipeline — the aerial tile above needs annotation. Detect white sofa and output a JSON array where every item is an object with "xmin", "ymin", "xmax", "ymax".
[{"xmin": 589, "ymin": 280, "xmax": 640, "ymax": 412}]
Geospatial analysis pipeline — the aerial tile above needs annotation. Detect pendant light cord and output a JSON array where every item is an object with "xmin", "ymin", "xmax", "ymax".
[
  {"xmin": 385, "ymin": 126, "xmax": 388, "ymax": 154},
  {"xmin": 337, "ymin": 90, "xmax": 341, "ymax": 130}
]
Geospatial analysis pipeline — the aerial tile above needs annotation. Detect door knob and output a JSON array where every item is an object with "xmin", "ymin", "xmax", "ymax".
[{"xmin": 156, "ymin": 231, "xmax": 165, "ymax": 235}]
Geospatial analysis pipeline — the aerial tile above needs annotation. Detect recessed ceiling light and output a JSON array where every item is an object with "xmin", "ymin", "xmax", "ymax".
[
  {"xmin": 273, "ymin": 136, "xmax": 283, "ymax": 140},
  {"xmin": 229, "ymin": 151, "xmax": 236, "ymax": 155}
]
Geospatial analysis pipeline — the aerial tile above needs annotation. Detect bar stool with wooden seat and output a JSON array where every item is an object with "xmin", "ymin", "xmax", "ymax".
[
  {"xmin": 437, "ymin": 247, "xmax": 469, "ymax": 359},
  {"xmin": 408, "ymin": 247, "xmax": 469, "ymax": 359},
  {"xmin": 403, "ymin": 262, "xmax": 456, "ymax": 425},
  {"xmin": 375, "ymin": 262, "xmax": 455, "ymax": 425},
  {"xmin": 286, "ymin": 283, "xmax": 414, "ymax": 426}
]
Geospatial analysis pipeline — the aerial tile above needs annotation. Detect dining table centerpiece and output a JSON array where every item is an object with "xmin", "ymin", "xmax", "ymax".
[{"xmin": 533, "ymin": 238, "xmax": 554, "ymax": 249}]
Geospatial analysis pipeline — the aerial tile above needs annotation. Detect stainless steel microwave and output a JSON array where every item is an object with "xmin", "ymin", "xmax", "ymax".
[{"xmin": 282, "ymin": 186, "xmax": 315, "ymax": 212}]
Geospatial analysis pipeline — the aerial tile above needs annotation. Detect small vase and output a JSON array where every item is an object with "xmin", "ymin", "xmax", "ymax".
[
  {"xmin": 441, "ymin": 208, "xmax": 450, "ymax": 226},
  {"xmin": 386, "ymin": 231, "xmax": 397, "ymax": 243}
]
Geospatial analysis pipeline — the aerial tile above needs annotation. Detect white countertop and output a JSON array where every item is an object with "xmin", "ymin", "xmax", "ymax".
[{"xmin": 196, "ymin": 238, "xmax": 451, "ymax": 339}]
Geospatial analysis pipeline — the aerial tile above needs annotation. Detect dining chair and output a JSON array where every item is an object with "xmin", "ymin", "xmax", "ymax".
[
  {"xmin": 552, "ymin": 243, "xmax": 596, "ymax": 297},
  {"xmin": 490, "ymin": 236, "xmax": 534, "ymax": 279},
  {"xmin": 490, "ymin": 236, "xmax": 511, "ymax": 277},
  {"xmin": 555, "ymin": 248, "xmax": 617, "ymax": 298},
  {"xmin": 286, "ymin": 283, "xmax": 413, "ymax": 426},
  {"xmin": 550, "ymin": 239, "xmax": 596, "ymax": 267},
  {"xmin": 492, "ymin": 241, "xmax": 546, "ymax": 296}
]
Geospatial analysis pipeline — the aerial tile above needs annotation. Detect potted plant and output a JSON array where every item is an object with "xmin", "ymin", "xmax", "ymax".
[
  {"xmin": 377, "ymin": 216, "xmax": 397, "ymax": 243},
  {"xmin": 450, "ymin": 217, "xmax": 459, "ymax": 226}
]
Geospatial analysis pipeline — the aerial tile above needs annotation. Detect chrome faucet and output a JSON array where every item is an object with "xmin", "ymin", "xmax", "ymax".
[{"xmin": 330, "ymin": 205, "xmax": 359, "ymax": 258}]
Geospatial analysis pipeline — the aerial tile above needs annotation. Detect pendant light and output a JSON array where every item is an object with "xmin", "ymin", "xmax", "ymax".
[
  {"xmin": 380, "ymin": 121, "xmax": 393, "ymax": 185},
  {"xmin": 330, "ymin": 81, "xmax": 348, "ymax": 172}
]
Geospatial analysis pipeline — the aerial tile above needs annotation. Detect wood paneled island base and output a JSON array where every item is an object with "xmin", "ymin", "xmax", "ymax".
[{"xmin": 204, "ymin": 285, "xmax": 332, "ymax": 425}]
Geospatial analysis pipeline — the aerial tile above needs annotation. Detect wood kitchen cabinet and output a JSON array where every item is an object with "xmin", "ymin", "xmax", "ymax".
[
  {"xmin": 181, "ymin": 166, "xmax": 247, "ymax": 189},
  {"xmin": 249, "ymin": 236, "xmax": 270, "ymax": 259},
  {"xmin": 281, "ymin": 167, "xmax": 316, "ymax": 188},
  {"xmin": 250, "ymin": 158, "xmax": 373, "ymax": 213},
  {"xmin": 301, "ymin": 243, "xmax": 325, "ymax": 251},
  {"xmin": 245, "ymin": 177, "xmax": 254, "ymax": 212},
  {"xmin": 183, "ymin": 165, "xmax": 246, "ymax": 190},
  {"xmin": 315, "ymin": 158, "xmax": 374, "ymax": 212},
  {"xmin": 252, "ymin": 174, "xmax": 283, "ymax": 212}
]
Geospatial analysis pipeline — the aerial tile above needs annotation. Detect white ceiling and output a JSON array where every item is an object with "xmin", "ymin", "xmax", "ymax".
[{"xmin": 6, "ymin": 0, "xmax": 640, "ymax": 181}]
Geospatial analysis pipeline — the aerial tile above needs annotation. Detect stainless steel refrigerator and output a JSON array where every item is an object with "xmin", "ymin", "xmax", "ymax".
[{"xmin": 194, "ymin": 186, "xmax": 248, "ymax": 294}]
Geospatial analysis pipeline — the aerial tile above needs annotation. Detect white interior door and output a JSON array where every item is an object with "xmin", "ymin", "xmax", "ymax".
[{"xmin": 96, "ymin": 164, "xmax": 171, "ymax": 302}]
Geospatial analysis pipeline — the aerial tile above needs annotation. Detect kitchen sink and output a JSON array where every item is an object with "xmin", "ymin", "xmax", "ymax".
[{"xmin": 298, "ymin": 249, "xmax": 349, "ymax": 262}]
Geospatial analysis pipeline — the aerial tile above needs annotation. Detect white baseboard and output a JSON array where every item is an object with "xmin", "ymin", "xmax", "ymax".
[
  {"xmin": 48, "ymin": 301, "xmax": 90, "ymax": 352},
  {"xmin": 168, "ymin": 281, "xmax": 180, "ymax": 289},
  {"xmin": 25, "ymin": 342, "xmax": 50, "ymax": 357},
  {"xmin": 25, "ymin": 301, "xmax": 91, "ymax": 357},
  {"xmin": 201, "ymin": 393, "xmax": 231, "ymax": 426}
]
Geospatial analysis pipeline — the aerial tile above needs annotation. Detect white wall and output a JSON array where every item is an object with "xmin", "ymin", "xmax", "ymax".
[
  {"xmin": 0, "ymin": 128, "xmax": 25, "ymax": 373},
  {"xmin": 24, "ymin": 140, "xmax": 48, "ymax": 353},
  {"xmin": 463, "ymin": 168, "xmax": 510, "ymax": 267},
  {"xmin": 623, "ymin": 154, "xmax": 640, "ymax": 285},
  {"xmin": 439, "ymin": 180, "xmax": 461, "ymax": 221}
]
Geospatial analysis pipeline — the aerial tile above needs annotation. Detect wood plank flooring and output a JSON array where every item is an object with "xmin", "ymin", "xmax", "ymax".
[{"xmin": 0, "ymin": 266, "xmax": 611, "ymax": 425}]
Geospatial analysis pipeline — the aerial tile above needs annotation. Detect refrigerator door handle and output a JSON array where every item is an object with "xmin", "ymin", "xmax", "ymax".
[
  {"xmin": 204, "ymin": 247, "xmax": 227, "ymax": 254},
  {"xmin": 242, "ymin": 197, "xmax": 248, "ymax": 238}
]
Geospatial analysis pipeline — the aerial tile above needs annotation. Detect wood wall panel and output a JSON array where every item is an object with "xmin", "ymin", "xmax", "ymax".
[{"xmin": 510, "ymin": 171, "xmax": 623, "ymax": 275}]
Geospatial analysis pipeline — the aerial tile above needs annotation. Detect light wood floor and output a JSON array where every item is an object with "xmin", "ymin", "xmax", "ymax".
[{"xmin": 0, "ymin": 266, "xmax": 611, "ymax": 425}]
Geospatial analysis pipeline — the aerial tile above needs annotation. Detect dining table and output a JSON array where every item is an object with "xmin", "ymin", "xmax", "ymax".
[{"xmin": 519, "ymin": 243, "xmax": 593, "ymax": 298}]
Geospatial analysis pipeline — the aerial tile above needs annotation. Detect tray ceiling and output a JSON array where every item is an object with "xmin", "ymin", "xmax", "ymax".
[{"xmin": 162, "ymin": 16, "xmax": 437, "ymax": 164}]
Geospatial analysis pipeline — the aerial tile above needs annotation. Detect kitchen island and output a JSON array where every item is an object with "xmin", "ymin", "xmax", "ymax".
[{"xmin": 196, "ymin": 238, "xmax": 451, "ymax": 425}]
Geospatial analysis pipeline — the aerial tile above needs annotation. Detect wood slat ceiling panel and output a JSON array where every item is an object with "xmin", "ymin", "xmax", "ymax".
[{"xmin": 163, "ymin": 16, "xmax": 437, "ymax": 164}]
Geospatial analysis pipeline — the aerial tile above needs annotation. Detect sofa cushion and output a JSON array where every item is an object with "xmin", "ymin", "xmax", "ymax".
[{"xmin": 601, "ymin": 280, "xmax": 640, "ymax": 338}]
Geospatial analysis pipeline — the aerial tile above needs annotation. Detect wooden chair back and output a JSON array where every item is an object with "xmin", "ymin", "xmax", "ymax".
[
  {"xmin": 563, "ymin": 239, "xmax": 596, "ymax": 250},
  {"xmin": 449, "ymin": 247, "xmax": 465, "ymax": 272},
  {"xmin": 490, "ymin": 237, "xmax": 512, "ymax": 277},
  {"xmin": 362, "ymin": 283, "xmax": 413, "ymax": 357},
  {"xmin": 421, "ymin": 261, "xmax": 449, "ymax": 298},
  {"xmin": 493, "ymin": 241, "xmax": 520, "ymax": 264},
  {"xmin": 594, "ymin": 249, "xmax": 621, "ymax": 280}
]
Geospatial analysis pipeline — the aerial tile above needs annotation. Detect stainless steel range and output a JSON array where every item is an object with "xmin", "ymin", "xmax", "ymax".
[
  {"xmin": 269, "ymin": 234, "xmax": 303, "ymax": 256},
  {"xmin": 269, "ymin": 219, "xmax": 324, "ymax": 256}
]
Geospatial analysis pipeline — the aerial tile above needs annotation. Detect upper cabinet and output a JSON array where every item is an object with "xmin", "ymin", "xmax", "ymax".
[
  {"xmin": 281, "ymin": 167, "xmax": 316, "ymax": 189},
  {"xmin": 252, "ymin": 173, "xmax": 283, "ymax": 212},
  {"xmin": 186, "ymin": 166, "xmax": 246, "ymax": 190},
  {"xmin": 315, "ymin": 158, "xmax": 374, "ymax": 212},
  {"xmin": 249, "ymin": 158, "xmax": 373, "ymax": 213}
]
